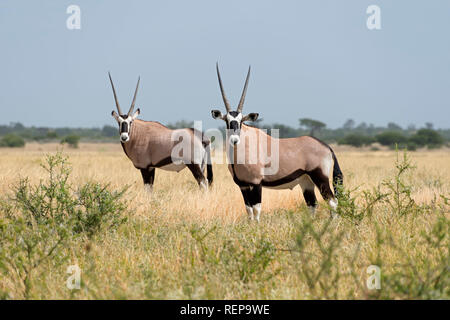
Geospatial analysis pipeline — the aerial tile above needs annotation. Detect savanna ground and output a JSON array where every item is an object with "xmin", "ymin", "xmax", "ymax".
[{"xmin": 0, "ymin": 143, "xmax": 448, "ymax": 299}]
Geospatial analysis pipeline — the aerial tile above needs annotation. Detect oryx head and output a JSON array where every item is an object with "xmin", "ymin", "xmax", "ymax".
[
  {"xmin": 108, "ymin": 72, "xmax": 141, "ymax": 143},
  {"xmin": 211, "ymin": 63, "xmax": 259, "ymax": 146}
]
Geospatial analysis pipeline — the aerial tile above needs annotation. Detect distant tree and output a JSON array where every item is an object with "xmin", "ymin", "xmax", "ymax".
[
  {"xmin": 343, "ymin": 119, "xmax": 355, "ymax": 130},
  {"xmin": 60, "ymin": 135, "xmax": 80, "ymax": 148},
  {"xmin": 11, "ymin": 122, "xmax": 25, "ymax": 131},
  {"xmin": 375, "ymin": 131, "xmax": 408, "ymax": 146},
  {"xmin": 0, "ymin": 134, "xmax": 25, "ymax": 148},
  {"xmin": 356, "ymin": 122, "xmax": 368, "ymax": 130},
  {"xmin": 387, "ymin": 122, "xmax": 402, "ymax": 131},
  {"xmin": 425, "ymin": 122, "xmax": 434, "ymax": 130},
  {"xmin": 102, "ymin": 125, "xmax": 117, "ymax": 137},
  {"xmin": 46, "ymin": 130, "xmax": 58, "ymax": 139},
  {"xmin": 407, "ymin": 124, "xmax": 416, "ymax": 131},
  {"xmin": 299, "ymin": 118, "xmax": 326, "ymax": 136},
  {"xmin": 338, "ymin": 134, "xmax": 374, "ymax": 147},
  {"xmin": 269, "ymin": 123, "xmax": 300, "ymax": 138},
  {"xmin": 167, "ymin": 120, "xmax": 194, "ymax": 129},
  {"xmin": 409, "ymin": 129, "xmax": 444, "ymax": 148}
]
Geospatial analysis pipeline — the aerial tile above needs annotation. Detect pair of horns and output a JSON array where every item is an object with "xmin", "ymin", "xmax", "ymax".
[
  {"xmin": 108, "ymin": 72, "xmax": 140, "ymax": 116},
  {"xmin": 216, "ymin": 62, "xmax": 251, "ymax": 113}
]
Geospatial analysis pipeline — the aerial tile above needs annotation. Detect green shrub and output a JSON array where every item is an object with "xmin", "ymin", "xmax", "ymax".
[
  {"xmin": 375, "ymin": 131, "xmax": 408, "ymax": 147},
  {"xmin": 60, "ymin": 135, "xmax": 80, "ymax": 148},
  {"xmin": 0, "ymin": 134, "xmax": 25, "ymax": 148},
  {"xmin": 0, "ymin": 152, "xmax": 128, "ymax": 298},
  {"xmin": 338, "ymin": 134, "xmax": 374, "ymax": 147},
  {"xmin": 409, "ymin": 129, "xmax": 444, "ymax": 149}
]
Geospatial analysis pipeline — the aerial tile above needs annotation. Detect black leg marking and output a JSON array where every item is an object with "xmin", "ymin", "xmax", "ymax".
[
  {"xmin": 187, "ymin": 164, "xmax": 207, "ymax": 187},
  {"xmin": 140, "ymin": 168, "xmax": 155, "ymax": 186},
  {"xmin": 240, "ymin": 187, "xmax": 252, "ymax": 207},
  {"xmin": 248, "ymin": 184, "xmax": 262, "ymax": 206},
  {"xmin": 308, "ymin": 168, "xmax": 334, "ymax": 201},
  {"xmin": 303, "ymin": 189, "xmax": 317, "ymax": 208}
]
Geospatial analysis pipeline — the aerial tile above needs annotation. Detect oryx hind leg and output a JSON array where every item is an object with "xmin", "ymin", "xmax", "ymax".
[
  {"xmin": 186, "ymin": 163, "xmax": 208, "ymax": 190},
  {"xmin": 299, "ymin": 174, "xmax": 317, "ymax": 216},
  {"xmin": 308, "ymin": 168, "xmax": 338, "ymax": 218}
]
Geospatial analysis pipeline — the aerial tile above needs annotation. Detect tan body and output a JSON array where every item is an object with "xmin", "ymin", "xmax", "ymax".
[
  {"xmin": 228, "ymin": 124, "xmax": 333, "ymax": 187},
  {"xmin": 107, "ymin": 72, "xmax": 212, "ymax": 190},
  {"xmin": 122, "ymin": 119, "xmax": 207, "ymax": 171},
  {"xmin": 211, "ymin": 63, "xmax": 343, "ymax": 221}
]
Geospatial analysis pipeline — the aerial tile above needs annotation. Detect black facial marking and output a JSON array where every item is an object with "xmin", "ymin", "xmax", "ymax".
[
  {"xmin": 121, "ymin": 121, "xmax": 128, "ymax": 133},
  {"xmin": 229, "ymin": 121, "xmax": 239, "ymax": 131}
]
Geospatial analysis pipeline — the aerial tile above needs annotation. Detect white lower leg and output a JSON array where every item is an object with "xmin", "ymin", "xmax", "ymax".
[
  {"xmin": 253, "ymin": 203, "xmax": 261, "ymax": 222},
  {"xmin": 245, "ymin": 205, "xmax": 254, "ymax": 220},
  {"xmin": 144, "ymin": 184, "xmax": 153, "ymax": 194},
  {"xmin": 329, "ymin": 198, "xmax": 338, "ymax": 218},
  {"xmin": 308, "ymin": 205, "xmax": 317, "ymax": 216},
  {"xmin": 199, "ymin": 179, "xmax": 208, "ymax": 191}
]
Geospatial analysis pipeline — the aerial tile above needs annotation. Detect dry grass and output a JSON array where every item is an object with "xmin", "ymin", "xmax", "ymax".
[{"xmin": 0, "ymin": 142, "xmax": 448, "ymax": 299}]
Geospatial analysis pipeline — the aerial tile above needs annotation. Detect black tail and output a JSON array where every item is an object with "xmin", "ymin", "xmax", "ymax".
[
  {"xmin": 331, "ymin": 149, "xmax": 343, "ymax": 196},
  {"xmin": 206, "ymin": 146, "xmax": 213, "ymax": 186}
]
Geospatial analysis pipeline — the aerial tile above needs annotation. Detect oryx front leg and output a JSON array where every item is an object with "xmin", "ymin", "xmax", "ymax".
[
  {"xmin": 249, "ymin": 184, "xmax": 262, "ymax": 222},
  {"xmin": 140, "ymin": 168, "xmax": 155, "ymax": 194},
  {"xmin": 240, "ymin": 187, "xmax": 253, "ymax": 220}
]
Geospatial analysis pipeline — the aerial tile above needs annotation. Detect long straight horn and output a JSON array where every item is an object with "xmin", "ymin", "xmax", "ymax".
[
  {"xmin": 128, "ymin": 76, "xmax": 140, "ymax": 116},
  {"xmin": 237, "ymin": 65, "xmax": 251, "ymax": 113},
  {"xmin": 108, "ymin": 72, "xmax": 123, "ymax": 115},
  {"xmin": 216, "ymin": 62, "xmax": 231, "ymax": 112}
]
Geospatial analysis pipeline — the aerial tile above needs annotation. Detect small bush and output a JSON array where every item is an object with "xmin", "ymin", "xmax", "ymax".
[
  {"xmin": 0, "ymin": 134, "xmax": 25, "ymax": 148},
  {"xmin": 338, "ymin": 134, "xmax": 374, "ymax": 147},
  {"xmin": 409, "ymin": 129, "xmax": 444, "ymax": 149},
  {"xmin": 0, "ymin": 152, "xmax": 129, "ymax": 298},
  {"xmin": 60, "ymin": 135, "xmax": 80, "ymax": 148},
  {"xmin": 375, "ymin": 131, "xmax": 408, "ymax": 147}
]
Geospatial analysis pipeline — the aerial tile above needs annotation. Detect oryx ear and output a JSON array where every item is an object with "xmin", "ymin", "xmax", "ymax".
[
  {"xmin": 243, "ymin": 113, "xmax": 259, "ymax": 122},
  {"xmin": 211, "ymin": 109, "xmax": 224, "ymax": 120},
  {"xmin": 111, "ymin": 110, "xmax": 120, "ymax": 121},
  {"xmin": 131, "ymin": 108, "xmax": 140, "ymax": 120}
]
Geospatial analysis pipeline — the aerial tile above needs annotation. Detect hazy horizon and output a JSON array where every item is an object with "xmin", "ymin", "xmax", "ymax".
[{"xmin": 1, "ymin": 1, "xmax": 449, "ymax": 130}]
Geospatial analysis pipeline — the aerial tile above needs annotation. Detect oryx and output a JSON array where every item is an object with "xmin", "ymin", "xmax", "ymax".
[
  {"xmin": 108, "ymin": 72, "xmax": 213, "ymax": 191},
  {"xmin": 211, "ymin": 64, "xmax": 343, "ymax": 221}
]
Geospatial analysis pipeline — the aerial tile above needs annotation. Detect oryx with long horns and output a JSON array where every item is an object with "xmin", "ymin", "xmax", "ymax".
[
  {"xmin": 108, "ymin": 72, "xmax": 213, "ymax": 191},
  {"xmin": 211, "ymin": 64, "xmax": 343, "ymax": 221}
]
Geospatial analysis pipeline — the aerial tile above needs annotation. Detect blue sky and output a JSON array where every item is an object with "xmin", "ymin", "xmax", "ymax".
[{"xmin": 0, "ymin": 0, "xmax": 449, "ymax": 129}]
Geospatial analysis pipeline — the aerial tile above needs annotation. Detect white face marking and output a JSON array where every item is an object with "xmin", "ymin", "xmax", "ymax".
[
  {"xmin": 226, "ymin": 113, "xmax": 243, "ymax": 122},
  {"xmin": 118, "ymin": 117, "xmax": 133, "ymax": 143}
]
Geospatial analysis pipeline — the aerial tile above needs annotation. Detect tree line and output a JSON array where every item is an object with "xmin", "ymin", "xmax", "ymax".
[{"xmin": 0, "ymin": 118, "xmax": 448, "ymax": 149}]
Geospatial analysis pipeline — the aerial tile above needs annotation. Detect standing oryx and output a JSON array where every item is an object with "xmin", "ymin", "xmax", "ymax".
[
  {"xmin": 108, "ymin": 72, "xmax": 213, "ymax": 191},
  {"xmin": 211, "ymin": 63, "xmax": 343, "ymax": 221}
]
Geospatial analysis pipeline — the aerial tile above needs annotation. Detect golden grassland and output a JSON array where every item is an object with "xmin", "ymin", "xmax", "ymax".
[{"xmin": 0, "ymin": 142, "xmax": 449, "ymax": 299}]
